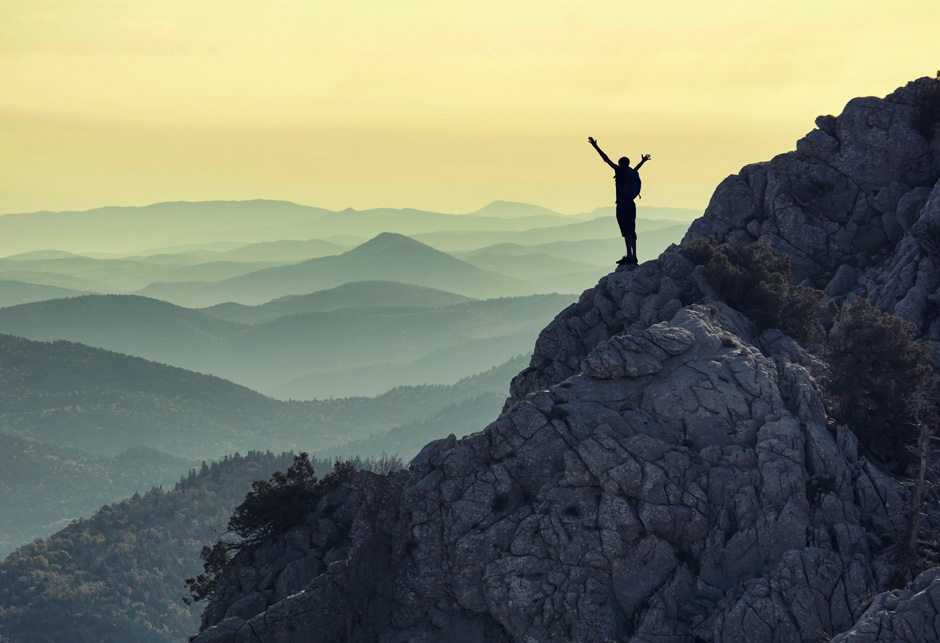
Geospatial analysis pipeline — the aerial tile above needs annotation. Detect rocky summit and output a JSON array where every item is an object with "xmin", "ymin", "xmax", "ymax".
[{"xmin": 192, "ymin": 77, "xmax": 940, "ymax": 643}]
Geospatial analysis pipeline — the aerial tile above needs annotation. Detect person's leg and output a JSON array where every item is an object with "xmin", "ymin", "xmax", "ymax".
[
  {"xmin": 626, "ymin": 201, "xmax": 637, "ymax": 260},
  {"xmin": 616, "ymin": 205, "xmax": 630, "ymax": 262}
]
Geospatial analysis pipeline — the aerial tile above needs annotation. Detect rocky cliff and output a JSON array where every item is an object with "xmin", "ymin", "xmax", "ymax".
[{"xmin": 192, "ymin": 76, "xmax": 940, "ymax": 643}]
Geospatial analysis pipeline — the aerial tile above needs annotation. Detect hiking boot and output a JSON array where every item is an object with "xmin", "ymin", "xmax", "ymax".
[{"xmin": 616, "ymin": 255, "xmax": 629, "ymax": 264}]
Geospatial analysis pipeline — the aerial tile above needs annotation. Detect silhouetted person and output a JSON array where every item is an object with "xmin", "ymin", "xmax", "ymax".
[{"xmin": 588, "ymin": 137, "xmax": 650, "ymax": 264}]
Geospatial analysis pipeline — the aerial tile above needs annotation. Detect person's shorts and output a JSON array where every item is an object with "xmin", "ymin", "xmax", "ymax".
[{"xmin": 616, "ymin": 200, "xmax": 637, "ymax": 240}]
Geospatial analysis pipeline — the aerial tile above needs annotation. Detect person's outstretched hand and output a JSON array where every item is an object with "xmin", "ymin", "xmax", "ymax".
[
  {"xmin": 588, "ymin": 137, "xmax": 597, "ymax": 146},
  {"xmin": 642, "ymin": 153, "xmax": 651, "ymax": 161}
]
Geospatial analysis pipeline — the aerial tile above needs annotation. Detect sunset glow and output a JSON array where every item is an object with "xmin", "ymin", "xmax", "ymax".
[{"xmin": 2, "ymin": 0, "xmax": 937, "ymax": 214}]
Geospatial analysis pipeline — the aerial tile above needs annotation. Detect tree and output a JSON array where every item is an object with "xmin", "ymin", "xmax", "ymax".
[
  {"xmin": 824, "ymin": 298, "xmax": 937, "ymax": 471},
  {"xmin": 183, "ymin": 454, "xmax": 358, "ymax": 604}
]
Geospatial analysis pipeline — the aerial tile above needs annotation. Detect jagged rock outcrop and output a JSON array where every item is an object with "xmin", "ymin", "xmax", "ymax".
[
  {"xmin": 193, "ymin": 77, "xmax": 940, "ymax": 643},
  {"xmin": 829, "ymin": 568, "xmax": 940, "ymax": 642}
]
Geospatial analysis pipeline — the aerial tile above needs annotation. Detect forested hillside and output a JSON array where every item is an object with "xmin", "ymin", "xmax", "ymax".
[
  {"xmin": 0, "ymin": 435, "xmax": 193, "ymax": 558},
  {"xmin": 0, "ymin": 451, "xmax": 316, "ymax": 643}
]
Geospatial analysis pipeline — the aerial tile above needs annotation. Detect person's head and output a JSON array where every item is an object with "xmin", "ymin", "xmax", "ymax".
[{"xmin": 618, "ymin": 157, "xmax": 630, "ymax": 167}]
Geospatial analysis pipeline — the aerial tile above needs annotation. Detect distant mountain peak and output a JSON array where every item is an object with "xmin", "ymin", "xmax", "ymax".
[
  {"xmin": 355, "ymin": 231, "xmax": 431, "ymax": 249},
  {"xmin": 465, "ymin": 201, "xmax": 561, "ymax": 218}
]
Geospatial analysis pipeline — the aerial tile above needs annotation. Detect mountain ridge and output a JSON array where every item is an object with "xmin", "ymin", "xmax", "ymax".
[{"xmin": 135, "ymin": 232, "xmax": 535, "ymax": 305}]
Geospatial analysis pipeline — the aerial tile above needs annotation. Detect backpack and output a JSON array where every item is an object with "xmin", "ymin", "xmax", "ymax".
[
  {"xmin": 625, "ymin": 167, "xmax": 642, "ymax": 199},
  {"xmin": 616, "ymin": 167, "xmax": 642, "ymax": 201}
]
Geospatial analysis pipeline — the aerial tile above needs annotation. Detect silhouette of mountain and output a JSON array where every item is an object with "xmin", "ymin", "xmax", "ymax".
[
  {"xmin": 125, "ymin": 239, "xmax": 349, "ymax": 266},
  {"xmin": 0, "ymin": 200, "xmax": 333, "ymax": 255},
  {"xmin": 463, "ymin": 201, "xmax": 563, "ymax": 219},
  {"xmin": 201, "ymin": 281, "xmax": 475, "ymax": 324},
  {"xmin": 411, "ymin": 215, "xmax": 690, "ymax": 251},
  {"xmin": 0, "ymin": 270, "xmax": 109, "ymax": 292},
  {"xmin": 136, "ymin": 233, "xmax": 533, "ymax": 306},
  {"xmin": 0, "ymin": 255, "xmax": 294, "ymax": 292},
  {"xmin": 460, "ymin": 252, "xmax": 602, "ymax": 280},
  {"xmin": 454, "ymin": 239, "xmax": 618, "ymax": 265},
  {"xmin": 209, "ymin": 238, "xmax": 349, "ymax": 262},
  {"xmin": 0, "ymin": 250, "xmax": 80, "ymax": 260},
  {"xmin": 582, "ymin": 204, "xmax": 701, "ymax": 221},
  {"xmin": 0, "ymin": 330, "xmax": 525, "ymax": 456},
  {"xmin": 300, "ymin": 206, "xmax": 576, "ymax": 237},
  {"xmin": 0, "ymin": 292, "xmax": 569, "ymax": 395},
  {"xmin": 0, "ymin": 280, "xmax": 90, "ymax": 309},
  {"xmin": 0, "ymin": 294, "xmax": 245, "ymax": 363},
  {"xmin": 454, "ymin": 225, "xmax": 691, "ymax": 267},
  {"xmin": 0, "ymin": 332, "xmax": 313, "ymax": 458},
  {"xmin": 322, "ymin": 394, "xmax": 506, "ymax": 461},
  {"xmin": 265, "ymin": 331, "xmax": 540, "ymax": 399}
]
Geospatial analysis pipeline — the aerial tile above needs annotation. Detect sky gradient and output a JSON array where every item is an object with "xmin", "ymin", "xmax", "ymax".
[{"xmin": 2, "ymin": 0, "xmax": 938, "ymax": 216}]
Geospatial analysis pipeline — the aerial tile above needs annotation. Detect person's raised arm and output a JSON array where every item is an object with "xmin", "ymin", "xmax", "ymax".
[
  {"xmin": 588, "ymin": 137, "xmax": 618, "ymax": 171},
  {"xmin": 635, "ymin": 153, "xmax": 651, "ymax": 171}
]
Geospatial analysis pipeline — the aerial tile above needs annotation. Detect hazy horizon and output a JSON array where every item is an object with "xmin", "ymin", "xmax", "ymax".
[
  {"xmin": 0, "ymin": 197, "xmax": 702, "ymax": 221},
  {"xmin": 3, "ymin": 1, "xmax": 938, "ymax": 216}
]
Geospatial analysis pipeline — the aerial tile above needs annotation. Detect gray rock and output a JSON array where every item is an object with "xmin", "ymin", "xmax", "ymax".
[
  {"xmin": 831, "ymin": 569, "xmax": 940, "ymax": 642},
  {"xmin": 897, "ymin": 186, "xmax": 932, "ymax": 232}
]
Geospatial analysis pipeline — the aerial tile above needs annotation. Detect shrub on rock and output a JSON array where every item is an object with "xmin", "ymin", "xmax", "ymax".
[{"xmin": 683, "ymin": 237, "xmax": 835, "ymax": 342}]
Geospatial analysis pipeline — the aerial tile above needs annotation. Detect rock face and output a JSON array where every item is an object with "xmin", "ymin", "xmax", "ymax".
[{"xmin": 193, "ymin": 77, "xmax": 940, "ymax": 643}]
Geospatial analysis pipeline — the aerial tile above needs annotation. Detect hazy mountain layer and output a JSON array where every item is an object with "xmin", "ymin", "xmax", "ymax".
[
  {"xmin": 0, "ymin": 270, "xmax": 109, "ymax": 292},
  {"xmin": 0, "ymin": 279, "xmax": 91, "ymax": 309},
  {"xmin": 0, "ymin": 333, "xmax": 515, "ymax": 460},
  {"xmin": 455, "ymin": 232, "xmax": 688, "ymax": 267},
  {"xmin": 410, "ymin": 215, "xmax": 690, "ymax": 251},
  {"xmin": 267, "ymin": 333, "xmax": 538, "ymax": 399},
  {"xmin": 0, "ymin": 327, "xmax": 530, "ymax": 450},
  {"xmin": 0, "ymin": 200, "xmax": 596, "ymax": 257},
  {"xmin": 461, "ymin": 252, "xmax": 602, "ymax": 280},
  {"xmin": 320, "ymin": 393, "xmax": 506, "ymax": 462},
  {"xmin": 200, "ymin": 280, "xmax": 475, "ymax": 324},
  {"xmin": 0, "ymin": 291, "xmax": 569, "ymax": 395},
  {"xmin": 0, "ymin": 200, "xmax": 333, "ymax": 255},
  {"xmin": 190, "ymin": 237, "xmax": 349, "ymax": 263},
  {"xmin": 135, "ymin": 233, "xmax": 533, "ymax": 306},
  {"xmin": 0, "ymin": 255, "xmax": 294, "ymax": 292}
]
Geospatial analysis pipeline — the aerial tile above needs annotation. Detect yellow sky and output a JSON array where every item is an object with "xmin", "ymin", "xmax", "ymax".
[{"xmin": 1, "ymin": 0, "xmax": 937, "ymax": 215}]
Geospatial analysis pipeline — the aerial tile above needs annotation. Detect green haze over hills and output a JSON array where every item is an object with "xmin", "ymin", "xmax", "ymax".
[
  {"xmin": 0, "ymin": 199, "xmax": 632, "ymax": 256},
  {"xmin": 0, "ymin": 254, "xmax": 293, "ymax": 293},
  {"xmin": 0, "ymin": 291, "xmax": 571, "ymax": 396},
  {"xmin": 0, "ymin": 199, "xmax": 698, "ymax": 256},
  {"xmin": 201, "ymin": 280, "xmax": 475, "ymax": 324},
  {"xmin": 0, "ymin": 332, "xmax": 527, "ymax": 554},
  {"xmin": 0, "ymin": 200, "xmax": 333, "ymax": 255},
  {"xmin": 0, "ymin": 197, "xmax": 696, "ymax": 624},
  {"xmin": 0, "ymin": 279, "xmax": 92, "ymax": 308},
  {"xmin": 135, "ymin": 233, "xmax": 536, "ymax": 306},
  {"xmin": 0, "ymin": 333, "xmax": 527, "ymax": 458},
  {"xmin": 410, "ymin": 216, "xmax": 690, "ymax": 252}
]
